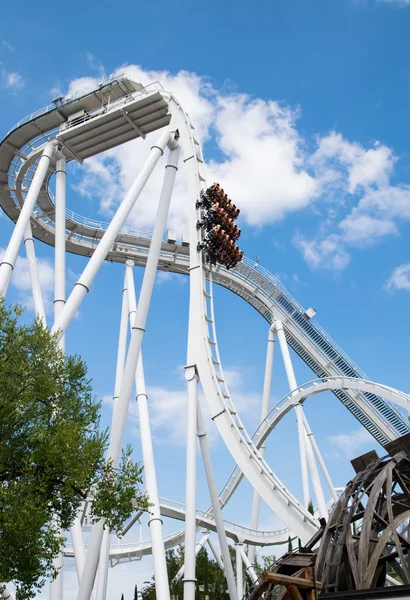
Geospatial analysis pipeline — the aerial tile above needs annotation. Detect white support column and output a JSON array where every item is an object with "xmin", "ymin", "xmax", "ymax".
[
  {"xmin": 50, "ymin": 152, "xmax": 67, "ymax": 600},
  {"xmin": 52, "ymin": 130, "xmax": 174, "ymax": 340},
  {"xmin": 0, "ymin": 142, "xmax": 55, "ymax": 297},
  {"xmin": 71, "ymin": 518, "xmax": 87, "ymax": 584},
  {"xmin": 172, "ymin": 533, "xmax": 210, "ymax": 584},
  {"xmin": 95, "ymin": 531, "xmax": 110, "ymax": 600},
  {"xmin": 125, "ymin": 260, "xmax": 170, "ymax": 600},
  {"xmin": 197, "ymin": 404, "xmax": 238, "ymax": 600},
  {"xmin": 96, "ymin": 271, "xmax": 129, "ymax": 600},
  {"xmin": 207, "ymin": 537, "xmax": 225, "ymax": 572},
  {"xmin": 249, "ymin": 325, "xmax": 275, "ymax": 565},
  {"xmin": 54, "ymin": 154, "xmax": 66, "ymax": 330},
  {"xmin": 303, "ymin": 427, "xmax": 328, "ymax": 519},
  {"xmin": 183, "ymin": 365, "xmax": 199, "ymax": 600},
  {"xmin": 113, "ymin": 273, "xmax": 130, "ymax": 416},
  {"xmin": 275, "ymin": 320, "xmax": 329, "ymax": 516},
  {"xmin": 237, "ymin": 546, "xmax": 257, "ymax": 585},
  {"xmin": 77, "ymin": 142, "xmax": 179, "ymax": 600},
  {"xmin": 235, "ymin": 544, "xmax": 243, "ymax": 600},
  {"xmin": 274, "ymin": 320, "xmax": 310, "ymax": 508},
  {"xmin": 302, "ymin": 412, "xmax": 337, "ymax": 503},
  {"xmin": 49, "ymin": 555, "xmax": 63, "ymax": 600},
  {"xmin": 24, "ymin": 223, "xmax": 46, "ymax": 324}
]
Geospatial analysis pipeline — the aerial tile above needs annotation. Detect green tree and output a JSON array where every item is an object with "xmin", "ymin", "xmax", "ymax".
[
  {"xmin": 0, "ymin": 302, "xmax": 149, "ymax": 600},
  {"xmin": 141, "ymin": 545, "xmax": 285, "ymax": 600},
  {"xmin": 141, "ymin": 545, "xmax": 228, "ymax": 600},
  {"xmin": 287, "ymin": 536, "xmax": 293, "ymax": 552}
]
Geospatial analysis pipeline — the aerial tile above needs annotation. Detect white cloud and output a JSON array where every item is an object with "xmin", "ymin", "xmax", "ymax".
[
  {"xmin": 339, "ymin": 214, "xmax": 397, "ymax": 247},
  {"xmin": 66, "ymin": 76, "xmax": 99, "ymax": 99},
  {"xmin": 66, "ymin": 66, "xmax": 320, "ymax": 234},
  {"xmin": 155, "ymin": 271, "xmax": 187, "ymax": 285},
  {"xmin": 377, "ymin": 0, "xmax": 410, "ymax": 5},
  {"xmin": 2, "ymin": 70, "xmax": 24, "ymax": 90},
  {"xmin": 62, "ymin": 65, "xmax": 410, "ymax": 273},
  {"xmin": 2, "ymin": 40, "xmax": 14, "ymax": 52},
  {"xmin": 348, "ymin": 145, "xmax": 395, "ymax": 193},
  {"xmin": 328, "ymin": 428, "xmax": 373, "ymax": 458},
  {"xmin": 50, "ymin": 85, "xmax": 63, "ymax": 98},
  {"xmin": 295, "ymin": 134, "xmax": 409, "ymax": 270},
  {"xmin": 354, "ymin": 185, "xmax": 410, "ymax": 219},
  {"xmin": 208, "ymin": 95, "xmax": 318, "ymax": 225},
  {"xmin": 312, "ymin": 132, "xmax": 395, "ymax": 193},
  {"xmin": 384, "ymin": 263, "xmax": 410, "ymax": 291},
  {"xmin": 86, "ymin": 52, "xmax": 106, "ymax": 77},
  {"xmin": 294, "ymin": 233, "xmax": 351, "ymax": 271}
]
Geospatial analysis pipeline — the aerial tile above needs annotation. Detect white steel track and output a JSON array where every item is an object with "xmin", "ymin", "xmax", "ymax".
[
  {"xmin": 1, "ymin": 138, "xmax": 407, "ymax": 447},
  {"xmin": 102, "ymin": 375, "xmax": 408, "ymax": 563},
  {"xmin": 205, "ymin": 377, "xmax": 410, "ymax": 521},
  {"xmin": 0, "ymin": 75, "xmax": 409, "ymax": 556}
]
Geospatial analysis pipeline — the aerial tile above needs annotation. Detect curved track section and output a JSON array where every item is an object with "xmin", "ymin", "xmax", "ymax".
[
  {"xmin": 164, "ymin": 93, "xmax": 320, "ymax": 541},
  {"xmin": 0, "ymin": 85, "xmax": 407, "ymax": 446},
  {"xmin": 209, "ymin": 377, "xmax": 410, "ymax": 515},
  {"xmin": 0, "ymin": 76, "xmax": 408, "ymax": 542},
  {"xmin": 158, "ymin": 498, "xmax": 290, "ymax": 546},
  {"xmin": 63, "ymin": 496, "xmax": 293, "ymax": 564},
  {"xmin": 255, "ymin": 377, "xmax": 410, "ymax": 445}
]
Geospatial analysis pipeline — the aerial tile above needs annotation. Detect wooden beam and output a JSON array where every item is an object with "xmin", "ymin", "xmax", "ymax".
[
  {"xmin": 264, "ymin": 573, "xmax": 323, "ymax": 590},
  {"xmin": 285, "ymin": 584, "xmax": 304, "ymax": 600}
]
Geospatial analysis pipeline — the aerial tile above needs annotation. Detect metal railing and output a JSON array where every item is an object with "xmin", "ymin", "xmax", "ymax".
[
  {"xmin": 3, "ymin": 74, "xmax": 408, "ymax": 445},
  {"xmin": 159, "ymin": 497, "xmax": 290, "ymax": 540},
  {"xmin": 9, "ymin": 153, "xmax": 410, "ymax": 439},
  {"xmin": 58, "ymin": 81, "xmax": 164, "ymax": 133},
  {"xmin": 4, "ymin": 72, "xmax": 131, "ymax": 138}
]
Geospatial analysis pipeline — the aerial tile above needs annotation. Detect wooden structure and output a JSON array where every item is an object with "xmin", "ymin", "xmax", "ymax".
[
  {"xmin": 316, "ymin": 440, "xmax": 410, "ymax": 593},
  {"xmin": 247, "ymin": 552, "xmax": 322, "ymax": 600}
]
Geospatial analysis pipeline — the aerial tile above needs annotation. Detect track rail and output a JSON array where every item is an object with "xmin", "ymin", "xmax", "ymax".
[
  {"xmin": 1, "ymin": 101, "xmax": 407, "ymax": 446},
  {"xmin": 0, "ymin": 76, "xmax": 408, "ymax": 542}
]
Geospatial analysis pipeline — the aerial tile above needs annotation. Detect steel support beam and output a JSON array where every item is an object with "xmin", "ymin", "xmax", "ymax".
[
  {"xmin": 235, "ymin": 544, "xmax": 243, "ymax": 600},
  {"xmin": 52, "ymin": 130, "xmax": 174, "ymax": 339},
  {"xmin": 0, "ymin": 141, "xmax": 55, "ymax": 297},
  {"xmin": 126, "ymin": 260, "xmax": 171, "ymax": 600},
  {"xmin": 183, "ymin": 365, "xmax": 199, "ymax": 600},
  {"xmin": 24, "ymin": 222, "xmax": 46, "ymax": 324},
  {"xmin": 96, "ymin": 269, "xmax": 129, "ymax": 600},
  {"xmin": 249, "ymin": 324, "xmax": 275, "ymax": 565},
  {"xmin": 172, "ymin": 533, "xmax": 210, "ymax": 584},
  {"xmin": 275, "ymin": 319, "xmax": 310, "ymax": 508},
  {"xmin": 197, "ymin": 404, "xmax": 238, "ymax": 600},
  {"xmin": 77, "ymin": 141, "xmax": 179, "ymax": 600}
]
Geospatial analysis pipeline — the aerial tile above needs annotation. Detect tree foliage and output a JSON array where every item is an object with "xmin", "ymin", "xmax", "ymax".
[
  {"xmin": 140, "ymin": 545, "xmax": 280, "ymax": 600},
  {"xmin": 141, "ymin": 546, "xmax": 229, "ymax": 600},
  {"xmin": 0, "ymin": 302, "xmax": 149, "ymax": 599}
]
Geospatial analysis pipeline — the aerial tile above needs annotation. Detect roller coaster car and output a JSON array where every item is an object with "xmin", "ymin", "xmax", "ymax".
[{"xmin": 199, "ymin": 184, "xmax": 243, "ymax": 269}]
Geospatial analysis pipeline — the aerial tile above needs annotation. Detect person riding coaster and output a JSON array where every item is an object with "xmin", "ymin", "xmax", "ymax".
[
  {"xmin": 204, "ymin": 236, "xmax": 243, "ymax": 266},
  {"xmin": 202, "ymin": 210, "xmax": 241, "ymax": 239},
  {"xmin": 202, "ymin": 186, "xmax": 240, "ymax": 220}
]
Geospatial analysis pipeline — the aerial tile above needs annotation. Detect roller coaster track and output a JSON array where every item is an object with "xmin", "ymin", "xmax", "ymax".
[
  {"xmin": 63, "ymin": 376, "xmax": 408, "ymax": 563},
  {"xmin": 65, "ymin": 498, "xmax": 293, "ymax": 566},
  {"xmin": 1, "ymin": 75, "xmax": 408, "ymax": 543}
]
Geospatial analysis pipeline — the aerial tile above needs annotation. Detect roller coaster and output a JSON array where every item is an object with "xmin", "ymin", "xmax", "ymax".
[{"xmin": 0, "ymin": 73, "xmax": 409, "ymax": 600}]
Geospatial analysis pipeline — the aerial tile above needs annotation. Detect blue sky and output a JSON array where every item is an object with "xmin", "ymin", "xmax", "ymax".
[{"xmin": 1, "ymin": 0, "xmax": 410, "ymax": 597}]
